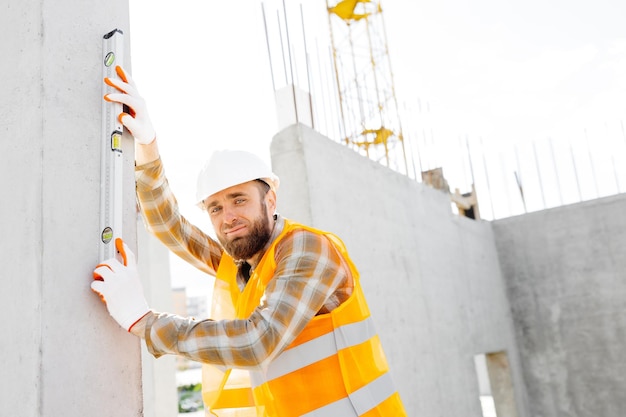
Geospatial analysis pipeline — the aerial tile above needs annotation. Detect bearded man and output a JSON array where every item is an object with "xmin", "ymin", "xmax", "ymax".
[{"xmin": 91, "ymin": 66, "xmax": 407, "ymax": 417}]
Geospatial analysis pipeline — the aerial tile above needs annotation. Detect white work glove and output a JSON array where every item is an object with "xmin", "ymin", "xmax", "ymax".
[
  {"xmin": 91, "ymin": 238, "xmax": 150, "ymax": 332},
  {"xmin": 104, "ymin": 65, "xmax": 156, "ymax": 145}
]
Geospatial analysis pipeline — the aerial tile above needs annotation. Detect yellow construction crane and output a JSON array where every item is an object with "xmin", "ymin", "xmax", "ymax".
[
  {"xmin": 326, "ymin": 0, "xmax": 408, "ymax": 174},
  {"xmin": 326, "ymin": 1, "xmax": 479, "ymax": 219}
]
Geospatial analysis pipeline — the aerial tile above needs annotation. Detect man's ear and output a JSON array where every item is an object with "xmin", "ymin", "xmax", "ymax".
[{"xmin": 266, "ymin": 189, "xmax": 277, "ymax": 214}]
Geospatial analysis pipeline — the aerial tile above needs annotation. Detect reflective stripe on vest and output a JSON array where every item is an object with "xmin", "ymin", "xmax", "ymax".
[
  {"xmin": 248, "ymin": 315, "xmax": 400, "ymax": 416},
  {"xmin": 256, "ymin": 316, "xmax": 377, "ymax": 385},
  {"xmin": 301, "ymin": 373, "xmax": 397, "ymax": 417}
]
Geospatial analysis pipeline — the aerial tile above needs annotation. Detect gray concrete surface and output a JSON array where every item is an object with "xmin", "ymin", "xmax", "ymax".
[
  {"xmin": 0, "ymin": 1, "xmax": 143, "ymax": 416},
  {"xmin": 271, "ymin": 124, "xmax": 529, "ymax": 416},
  {"xmin": 138, "ymin": 220, "xmax": 179, "ymax": 417},
  {"xmin": 493, "ymin": 195, "xmax": 626, "ymax": 417}
]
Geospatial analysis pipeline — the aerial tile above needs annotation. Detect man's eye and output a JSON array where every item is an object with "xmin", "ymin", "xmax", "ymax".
[
  {"xmin": 235, "ymin": 198, "xmax": 246, "ymax": 204},
  {"xmin": 209, "ymin": 206, "xmax": 221, "ymax": 214}
]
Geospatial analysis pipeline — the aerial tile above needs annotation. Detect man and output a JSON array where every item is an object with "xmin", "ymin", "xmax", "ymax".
[{"xmin": 92, "ymin": 66, "xmax": 407, "ymax": 417}]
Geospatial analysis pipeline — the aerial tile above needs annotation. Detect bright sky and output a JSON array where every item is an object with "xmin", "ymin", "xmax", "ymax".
[{"xmin": 128, "ymin": 0, "xmax": 626, "ymax": 293}]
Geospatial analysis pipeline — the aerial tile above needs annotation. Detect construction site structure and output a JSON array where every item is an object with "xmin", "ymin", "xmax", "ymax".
[
  {"xmin": 422, "ymin": 167, "xmax": 481, "ymax": 220},
  {"xmin": 452, "ymin": 185, "xmax": 481, "ymax": 220},
  {"xmin": 326, "ymin": 0, "xmax": 408, "ymax": 175},
  {"xmin": 263, "ymin": 0, "xmax": 480, "ymax": 220}
]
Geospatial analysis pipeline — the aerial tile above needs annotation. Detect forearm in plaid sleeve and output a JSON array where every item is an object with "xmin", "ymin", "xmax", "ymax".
[{"xmin": 143, "ymin": 229, "xmax": 350, "ymax": 368}]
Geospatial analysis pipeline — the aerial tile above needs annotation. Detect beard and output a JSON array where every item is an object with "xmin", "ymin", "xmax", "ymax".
[{"xmin": 218, "ymin": 203, "xmax": 272, "ymax": 260}]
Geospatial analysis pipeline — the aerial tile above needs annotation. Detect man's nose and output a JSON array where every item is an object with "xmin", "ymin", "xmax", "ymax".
[{"xmin": 222, "ymin": 206, "xmax": 238, "ymax": 224}]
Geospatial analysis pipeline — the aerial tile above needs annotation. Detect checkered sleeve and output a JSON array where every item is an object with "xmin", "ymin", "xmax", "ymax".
[
  {"xmin": 143, "ymin": 228, "xmax": 352, "ymax": 368},
  {"xmin": 135, "ymin": 157, "xmax": 223, "ymax": 275}
]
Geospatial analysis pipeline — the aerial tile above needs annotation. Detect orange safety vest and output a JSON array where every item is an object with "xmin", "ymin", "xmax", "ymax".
[{"xmin": 202, "ymin": 220, "xmax": 407, "ymax": 416}]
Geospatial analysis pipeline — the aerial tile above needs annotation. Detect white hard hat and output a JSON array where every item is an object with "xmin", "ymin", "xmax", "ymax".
[{"xmin": 196, "ymin": 150, "xmax": 280, "ymax": 208}]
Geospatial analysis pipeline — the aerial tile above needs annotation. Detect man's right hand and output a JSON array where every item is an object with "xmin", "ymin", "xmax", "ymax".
[
  {"xmin": 104, "ymin": 65, "xmax": 156, "ymax": 145},
  {"xmin": 91, "ymin": 238, "xmax": 151, "ymax": 333}
]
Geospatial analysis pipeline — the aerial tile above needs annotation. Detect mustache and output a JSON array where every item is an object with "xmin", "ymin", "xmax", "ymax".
[{"xmin": 223, "ymin": 219, "xmax": 245, "ymax": 232}]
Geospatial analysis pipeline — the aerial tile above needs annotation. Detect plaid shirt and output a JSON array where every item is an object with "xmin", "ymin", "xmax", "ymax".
[{"xmin": 135, "ymin": 158, "xmax": 352, "ymax": 368}]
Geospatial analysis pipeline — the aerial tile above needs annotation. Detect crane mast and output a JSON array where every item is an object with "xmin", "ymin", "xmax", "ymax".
[{"xmin": 326, "ymin": 0, "xmax": 407, "ymax": 174}]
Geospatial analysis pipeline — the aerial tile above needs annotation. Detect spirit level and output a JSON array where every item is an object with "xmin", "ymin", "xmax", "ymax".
[{"xmin": 99, "ymin": 28, "xmax": 124, "ymax": 262}]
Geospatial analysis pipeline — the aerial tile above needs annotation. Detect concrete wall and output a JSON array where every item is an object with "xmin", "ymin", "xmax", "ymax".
[
  {"xmin": 138, "ymin": 219, "xmax": 179, "ymax": 417},
  {"xmin": 493, "ymin": 195, "xmax": 626, "ymax": 417},
  {"xmin": 0, "ymin": 1, "xmax": 143, "ymax": 416},
  {"xmin": 270, "ymin": 124, "xmax": 529, "ymax": 416}
]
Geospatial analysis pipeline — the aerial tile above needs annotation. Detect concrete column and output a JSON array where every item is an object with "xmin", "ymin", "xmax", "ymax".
[
  {"xmin": 0, "ymin": 1, "xmax": 143, "ymax": 416},
  {"xmin": 137, "ymin": 218, "xmax": 179, "ymax": 417},
  {"xmin": 275, "ymin": 84, "xmax": 313, "ymax": 130}
]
